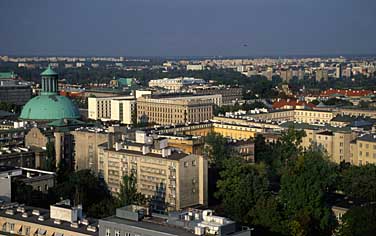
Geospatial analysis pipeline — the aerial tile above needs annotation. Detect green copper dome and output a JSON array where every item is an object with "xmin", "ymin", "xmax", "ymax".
[
  {"xmin": 20, "ymin": 66, "xmax": 80, "ymax": 121},
  {"xmin": 20, "ymin": 95, "xmax": 80, "ymax": 120}
]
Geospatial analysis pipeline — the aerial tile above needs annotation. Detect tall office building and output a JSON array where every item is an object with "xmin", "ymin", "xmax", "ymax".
[{"xmin": 98, "ymin": 131, "xmax": 208, "ymax": 211}]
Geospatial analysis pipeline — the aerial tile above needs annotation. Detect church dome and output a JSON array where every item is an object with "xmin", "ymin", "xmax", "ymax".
[
  {"xmin": 20, "ymin": 94, "xmax": 80, "ymax": 120},
  {"xmin": 19, "ymin": 66, "xmax": 80, "ymax": 121}
]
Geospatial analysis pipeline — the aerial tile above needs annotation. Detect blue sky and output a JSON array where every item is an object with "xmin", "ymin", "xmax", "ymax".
[{"xmin": 0, "ymin": 0, "xmax": 375, "ymax": 57}]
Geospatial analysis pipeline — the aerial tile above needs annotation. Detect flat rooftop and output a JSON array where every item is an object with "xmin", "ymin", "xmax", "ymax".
[
  {"xmin": 101, "ymin": 215, "xmax": 194, "ymax": 236},
  {"xmin": 0, "ymin": 205, "xmax": 98, "ymax": 235}
]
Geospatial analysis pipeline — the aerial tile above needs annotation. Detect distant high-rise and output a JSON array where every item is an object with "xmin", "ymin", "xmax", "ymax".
[
  {"xmin": 343, "ymin": 67, "xmax": 352, "ymax": 78},
  {"xmin": 336, "ymin": 64, "xmax": 342, "ymax": 79},
  {"xmin": 316, "ymin": 69, "xmax": 328, "ymax": 81},
  {"xmin": 280, "ymin": 69, "xmax": 293, "ymax": 82},
  {"xmin": 298, "ymin": 68, "xmax": 305, "ymax": 80}
]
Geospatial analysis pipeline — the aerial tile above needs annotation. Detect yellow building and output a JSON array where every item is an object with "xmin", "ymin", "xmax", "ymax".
[
  {"xmin": 282, "ymin": 122, "xmax": 355, "ymax": 164},
  {"xmin": 158, "ymin": 134, "xmax": 205, "ymax": 155},
  {"xmin": 350, "ymin": 134, "xmax": 376, "ymax": 165},
  {"xmin": 157, "ymin": 121, "xmax": 260, "ymax": 141},
  {"xmin": 212, "ymin": 123, "xmax": 259, "ymax": 140},
  {"xmin": 249, "ymin": 109, "xmax": 333, "ymax": 124}
]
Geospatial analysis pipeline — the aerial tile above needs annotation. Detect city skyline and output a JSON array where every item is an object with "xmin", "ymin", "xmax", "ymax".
[{"xmin": 1, "ymin": 0, "xmax": 376, "ymax": 57}]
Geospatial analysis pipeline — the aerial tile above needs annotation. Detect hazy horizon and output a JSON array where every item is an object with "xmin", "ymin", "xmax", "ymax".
[{"xmin": 1, "ymin": 0, "xmax": 376, "ymax": 57}]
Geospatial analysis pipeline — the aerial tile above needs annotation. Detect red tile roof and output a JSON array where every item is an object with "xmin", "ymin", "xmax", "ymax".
[
  {"xmin": 272, "ymin": 99, "xmax": 315, "ymax": 109},
  {"xmin": 320, "ymin": 89, "xmax": 373, "ymax": 97}
]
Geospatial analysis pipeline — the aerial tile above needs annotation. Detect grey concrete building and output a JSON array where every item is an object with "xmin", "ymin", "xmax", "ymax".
[
  {"xmin": 0, "ymin": 78, "xmax": 32, "ymax": 105},
  {"xmin": 99, "ymin": 205, "xmax": 252, "ymax": 236}
]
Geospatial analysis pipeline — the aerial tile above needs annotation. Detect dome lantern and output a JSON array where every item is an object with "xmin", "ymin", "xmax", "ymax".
[{"xmin": 40, "ymin": 65, "xmax": 58, "ymax": 95}]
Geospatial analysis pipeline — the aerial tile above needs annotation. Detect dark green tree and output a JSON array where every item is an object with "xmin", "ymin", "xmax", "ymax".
[
  {"xmin": 250, "ymin": 195, "xmax": 287, "ymax": 234},
  {"xmin": 87, "ymin": 197, "xmax": 118, "ymax": 218},
  {"xmin": 11, "ymin": 180, "xmax": 51, "ymax": 208},
  {"xmin": 44, "ymin": 141, "xmax": 56, "ymax": 171},
  {"xmin": 204, "ymin": 132, "xmax": 230, "ymax": 168},
  {"xmin": 215, "ymin": 157, "xmax": 269, "ymax": 224},
  {"xmin": 118, "ymin": 173, "xmax": 145, "ymax": 206},
  {"xmin": 56, "ymin": 157, "xmax": 73, "ymax": 184},
  {"xmin": 341, "ymin": 164, "xmax": 376, "ymax": 202},
  {"xmin": 280, "ymin": 150, "xmax": 337, "ymax": 236},
  {"xmin": 255, "ymin": 128, "xmax": 305, "ymax": 178},
  {"xmin": 337, "ymin": 204, "xmax": 376, "ymax": 236},
  {"xmin": 53, "ymin": 170, "xmax": 110, "ymax": 211}
]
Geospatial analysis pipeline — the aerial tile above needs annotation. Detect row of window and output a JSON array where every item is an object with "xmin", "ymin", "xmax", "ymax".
[
  {"xmin": 2, "ymin": 222, "xmax": 31, "ymax": 235},
  {"xmin": 358, "ymin": 151, "xmax": 376, "ymax": 158},
  {"xmin": 359, "ymin": 143, "xmax": 376, "ymax": 149},
  {"xmin": 184, "ymin": 160, "xmax": 197, "ymax": 167},
  {"xmin": 106, "ymin": 229, "xmax": 140, "ymax": 236}
]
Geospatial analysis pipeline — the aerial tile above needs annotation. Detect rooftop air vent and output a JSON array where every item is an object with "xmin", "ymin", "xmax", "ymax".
[
  {"xmin": 70, "ymin": 222, "xmax": 79, "ymax": 228},
  {"xmin": 32, "ymin": 210, "xmax": 40, "ymax": 216},
  {"xmin": 22, "ymin": 212, "xmax": 29, "ymax": 218},
  {"xmin": 5, "ymin": 209, "xmax": 14, "ymax": 215},
  {"xmin": 87, "ymin": 225, "xmax": 97, "ymax": 232}
]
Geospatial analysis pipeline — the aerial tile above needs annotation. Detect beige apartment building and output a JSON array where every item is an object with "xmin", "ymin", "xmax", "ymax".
[
  {"xmin": 306, "ymin": 130, "xmax": 355, "ymax": 163},
  {"xmin": 294, "ymin": 109, "xmax": 334, "ymax": 124},
  {"xmin": 334, "ymin": 108, "xmax": 376, "ymax": 119},
  {"xmin": 282, "ymin": 122, "xmax": 355, "ymax": 164},
  {"xmin": 98, "ymin": 132, "xmax": 208, "ymax": 211},
  {"xmin": 249, "ymin": 109, "xmax": 334, "ymax": 124},
  {"xmin": 88, "ymin": 96, "xmax": 135, "ymax": 124},
  {"xmin": 71, "ymin": 126, "xmax": 130, "ymax": 172},
  {"xmin": 350, "ymin": 134, "xmax": 376, "ymax": 165},
  {"xmin": 137, "ymin": 96, "xmax": 214, "ymax": 125},
  {"xmin": 71, "ymin": 129, "xmax": 110, "ymax": 171}
]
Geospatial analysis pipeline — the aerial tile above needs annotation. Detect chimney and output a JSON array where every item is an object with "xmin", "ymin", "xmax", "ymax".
[
  {"xmin": 115, "ymin": 142, "xmax": 121, "ymax": 151},
  {"xmin": 108, "ymin": 133, "xmax": 115, "ymax": 149}
]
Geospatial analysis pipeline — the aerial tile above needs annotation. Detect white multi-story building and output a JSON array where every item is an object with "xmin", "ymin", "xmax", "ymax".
[
  {"xmin": 148, "ymin": 77, "xmax": 205, "ymax": 91},
  {"xmin": 186, "ymin": 64, "xmax": 204, "ymax": 71},
  {"xmin": 88, "ymin": 96, "xmax": 135, "ymax": 124},
  {"xmin": 110, "ymin": 99, "xmax": 136, "ymax": 125}
]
